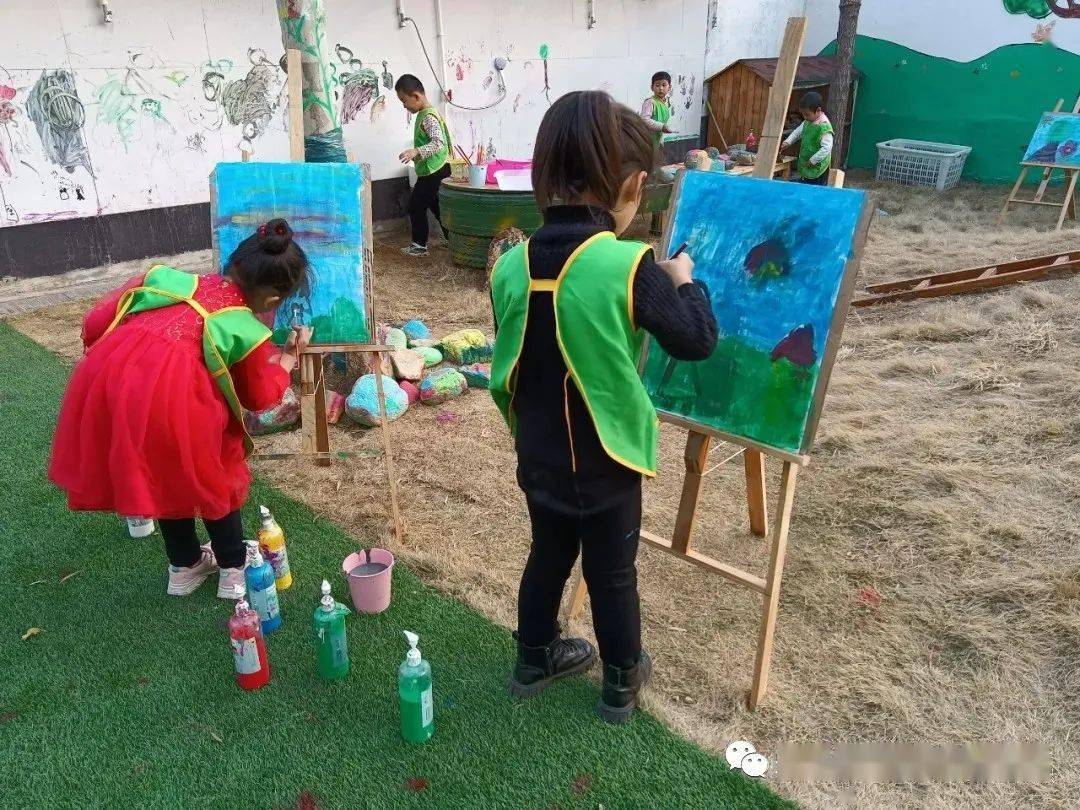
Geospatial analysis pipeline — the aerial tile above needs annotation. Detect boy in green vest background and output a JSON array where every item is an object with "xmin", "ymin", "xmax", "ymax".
[
  {"xmin": 395, "ymin": 74, "xmax": 453, "ymax": 257},
  {"xmin": 641, "ymin": 71, "xmax": 674, "ymax": 234},
  {"xmin": 782, "ymin": 90, "xmax": 834, "ymax": 185},
  {"xmin": 490, "ymin": 91, "xmax": 717, "ymax": 723}
]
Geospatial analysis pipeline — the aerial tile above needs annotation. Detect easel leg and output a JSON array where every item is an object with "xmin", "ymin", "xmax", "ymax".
[
  {"xmin": 371, "ymin": 352, "xmax": 404, "ymax": 544},
  {"xmin": 999, "ymin": 167, "xmax": 1029, "ymax": 224},
  {"xmin": 749, "ymin": 461, "xmax": 799, "ymax": 710},
  {"xmin": 299, "ymin": 354, "xmax": 318, "ymax": 456},
  {"xmin": 1033, "ymin": 166, "xmax": 1054, "ymax": 203},
  {"xmin": 743, "ymin": 449, "xmax": 769, "ymax": 537},
  {"xmin": 672, "ymin": 431, "xmax": 712, "ymax": 553},
  {"xmin": 565, "ymin": 568, "xmax": 588, "ymax": 622},
  {"xmin": 312, "ymin": 355, "xmax": 331, "ymax": 468},
  {"xmin": 1056, "ymin": 170, "xmax": 1079, "ymax": 232}
]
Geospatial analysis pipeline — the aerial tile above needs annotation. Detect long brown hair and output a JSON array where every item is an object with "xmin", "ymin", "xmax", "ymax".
[{"xmin": 531, "ymin": 90, "xmax": 656, "ymax": 211}]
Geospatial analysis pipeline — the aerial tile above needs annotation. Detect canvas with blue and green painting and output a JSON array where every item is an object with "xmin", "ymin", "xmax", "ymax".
[
  {"xmin": 211, "ymin": 161, "xmax": 370, "ymax": 346},
  {"xmin": 642, "ymin": 171, "xmax": 871, "ymax": 456},
  {"xmin": 1022, "ymin": 112, "xmax": 1080, "ymax": 168}
]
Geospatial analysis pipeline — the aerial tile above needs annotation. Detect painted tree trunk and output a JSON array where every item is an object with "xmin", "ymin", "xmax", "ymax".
[
  {"xmin": 277, "ymin": 0, "xmax": 346, "ymax": 162},
  {"xmin": 828, "ymin": 0, "xmax": 861, "ymax": 168}
]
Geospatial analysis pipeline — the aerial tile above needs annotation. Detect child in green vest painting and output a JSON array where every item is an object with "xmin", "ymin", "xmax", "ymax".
[
  {"xmin": 395, "ymin": 74, "xmax": 453, "ymax": 257},
  {"xmin": 49, "ymin": 220, "xmax": 311, "ymax": 599},
  {"xmin": 489, "ymin": 91, "xmax": 718, "ymax": 723},
  {"xmin": 782, "ymin": 90, "xmax": 834, "ymax": 185}
]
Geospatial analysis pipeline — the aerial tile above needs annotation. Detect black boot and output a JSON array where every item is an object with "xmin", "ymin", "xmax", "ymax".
[
  {"xmin": 508, "ymin": 630, "xmax": 597, "ymax": 699},
  {"xmin": 597, "ymin": 651, "xmax": 652, "ymax": 724}
]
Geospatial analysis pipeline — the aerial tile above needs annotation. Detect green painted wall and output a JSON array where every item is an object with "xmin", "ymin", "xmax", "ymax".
[{"xmin": 820, "ymin": 36, "xmax": 1080, "ymax": 183}]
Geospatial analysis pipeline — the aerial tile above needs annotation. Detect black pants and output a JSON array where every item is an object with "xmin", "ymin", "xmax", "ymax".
[
  {"xmin": 409, "ymin": 163, "xmax": 452, "ymax": 246},
  {"xmin": 517, "ymin": 490, "xmax": 642, "ymax": 669},
  {"xmin": 161, "ymin": 510, "xmax": 246, "ymax": 569},
  {"xmin": 796, "ymin": 171, "xmax": 829, "ymax": 186}
]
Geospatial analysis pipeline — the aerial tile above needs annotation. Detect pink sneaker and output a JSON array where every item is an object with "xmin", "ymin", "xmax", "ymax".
[
  {"xmin": 218, "ymin": 567, "xmax": 246, "ymax": 600},
  {"xmin": 166, "ymin": 550, "xmax": 219, "ymax": 596}
]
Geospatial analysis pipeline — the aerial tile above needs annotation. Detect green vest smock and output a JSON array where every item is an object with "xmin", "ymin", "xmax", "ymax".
[
  {"xmin": 413, "ymin": 107, "xmax": 452, "ymax": 176},
  {"xmin": 101, "ymin": 265, "xmax": 272, "ymax": 455},
  {"xmin": 648, "ymin": 96, "xmax": 672, "ymax": 150},
  {"xmin": 798, "ymin": 119, "xmax": 834, "ymax": 180},
  {"xmin": 489, "ymin": 232, "xmax": 659, "ymax": 477}
]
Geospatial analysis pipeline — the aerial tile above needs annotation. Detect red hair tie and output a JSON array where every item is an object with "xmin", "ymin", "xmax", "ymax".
[
  {"xmin": 275, "ymin": 223, "xmax": 286, "ymax": 236},
  {"xmin": 257, "ymin": 223, "xmax": 268, "ymax": 238}
]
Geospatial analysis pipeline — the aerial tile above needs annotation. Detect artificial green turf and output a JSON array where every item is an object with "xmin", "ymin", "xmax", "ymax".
[{"xmin": 0, "ymin": 322, "xmax": 793, "ymax": 809}]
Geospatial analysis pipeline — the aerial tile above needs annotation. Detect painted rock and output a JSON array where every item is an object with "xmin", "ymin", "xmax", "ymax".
[
  {"xmin": 402, "ymin": 319, "xmax": 431, "ymax": 343},
  {"xmin": 384, "ymin": 327, "xmax": 408, "ymax": 351},
  {"xmin": 325, "ymin": 390, "xmax": 346, "ymax": 425},
  {"xmin": 346, "ymin": 374, "xmax": 409, "ymax": 427},
  {"xmin": 390, "ymin": 348, "xmax": 425, "ymax": 382},
  {"xmin": 409, "ymin": 337, "xmax": 440, "ymax": 349},
  {"xmin": 417, "ymin": 346, "xmax": 443, "ymax": 367},
  {"xmin": 459, "ymin": 362, "xmax": 491, "ymax": 389},
  {"xmin": 399, "ymin": 380, "xmax": 420, "ymax": 405},
  {"xmin": 419, "ymin": 368, "xmax": 468, "ymax": 406},
  {"xmin": 244, "ymin": 387, "xmax": 300, "ymax": 436},
  {"xmin": 705, "ymin": 146, "xmax": 721, "ymax": 159},
  {"xmin": 683, "ymin": 149, "xmax": 712, "ymax": 172},
  {"xmin": 440, "ymin": 328, "xmax": 493, "ymax": 364}
]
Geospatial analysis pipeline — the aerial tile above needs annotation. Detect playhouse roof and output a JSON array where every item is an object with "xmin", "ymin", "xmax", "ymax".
[{"xmin": 707, "ymin": 55, "xmax": 861, "ymax": 88}]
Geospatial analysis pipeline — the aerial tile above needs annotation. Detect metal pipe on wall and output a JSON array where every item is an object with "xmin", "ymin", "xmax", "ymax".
[{"xmin": 433, "ymin": 0, "xmax": 449, "ymax": 118}]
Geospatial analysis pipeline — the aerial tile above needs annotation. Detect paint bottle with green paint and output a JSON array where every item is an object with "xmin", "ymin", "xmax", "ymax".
[
  {"xmin": 313, "ymin": 579, "xmax": 351, "ymax": 681},
  {"xmin": 398, "ymin": 631, "xmax": 434, "ymax": 744}
]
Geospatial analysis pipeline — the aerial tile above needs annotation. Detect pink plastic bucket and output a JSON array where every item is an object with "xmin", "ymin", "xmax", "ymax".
[{"xmin": 342, "ymin": 548, "xmax": 395, "ymax": 613}]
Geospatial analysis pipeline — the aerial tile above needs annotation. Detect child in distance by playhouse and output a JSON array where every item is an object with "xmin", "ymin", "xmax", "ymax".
[
  {"xmin": 782, "ymin": 90, "xmax": 834, "ymax": 185},
  {"xmin": 489, "ymin": 91, "xmax": 718, "ymax": 723},
  {"xmin": 49, "ymin": 219, "xmax": 311, "ymax": 598}
]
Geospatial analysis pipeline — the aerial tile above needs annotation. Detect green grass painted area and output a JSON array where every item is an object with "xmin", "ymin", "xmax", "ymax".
[
  {"xmin": 644, "ymin": 336, "xmax": 816, "ymax": 454},
  {"xmin": 820, "ymin": 37, "xmax": 1080, "ymax": 184},
  {"xmin": 0, "ymin": 322, "xmax": 791, "ymax": 809},
  {"xmin": 272, "ymin": 296, "xmax": 369, "ymax": 346}
]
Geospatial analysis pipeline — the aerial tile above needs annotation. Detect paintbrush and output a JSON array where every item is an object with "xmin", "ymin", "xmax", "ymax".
[
  {"xmin": 669, "ymin": 242, "xmax": 689, "ymax": 259},
  {"xmin": 455, "ymin": 145, "xmax": 472, "ymax": 165}
]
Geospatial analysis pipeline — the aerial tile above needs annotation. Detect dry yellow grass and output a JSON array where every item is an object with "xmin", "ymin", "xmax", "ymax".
[{"xmin": 9, "ymin": 175, "xmax": 1080, "ymax": 808}]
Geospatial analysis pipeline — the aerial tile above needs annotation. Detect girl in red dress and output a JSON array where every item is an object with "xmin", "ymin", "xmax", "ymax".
[{"xmin": 49, "ymin": 218, "xmax": 311, "ymax": 598}]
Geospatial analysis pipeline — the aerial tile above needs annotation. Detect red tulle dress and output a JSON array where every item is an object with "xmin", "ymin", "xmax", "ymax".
[{"xmin": 48, "ymin": 274, "xmax": 290, "ymax": 520}]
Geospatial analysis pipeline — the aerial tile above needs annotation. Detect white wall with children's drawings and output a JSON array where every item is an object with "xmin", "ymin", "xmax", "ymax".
[{"xmin": 2, "ymin": 0, "xmax": 806, "ymax": 232}]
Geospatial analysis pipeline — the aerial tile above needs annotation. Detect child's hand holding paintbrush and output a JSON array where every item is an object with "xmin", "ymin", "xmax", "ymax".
[{"xmin": 657, "ymin": 241, "xmax": 694, "ymax": 287}]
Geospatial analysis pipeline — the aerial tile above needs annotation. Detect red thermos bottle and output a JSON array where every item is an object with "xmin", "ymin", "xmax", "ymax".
[{"xmin": 228, "ymin": 586, "xmax": 270, "ymax": 691}]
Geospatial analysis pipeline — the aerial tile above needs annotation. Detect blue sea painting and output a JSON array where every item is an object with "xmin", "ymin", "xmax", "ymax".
[
  {"xmin": 212, "ymin": 161, "xmax": 369, "ymax": 345},
  {"xmin": 1022, "ymin": 112, "xmax": 1080, "ymax": 167},
  {"xmin": 642, "ymin": 171, "xmax": 869, "ymax": 455}
]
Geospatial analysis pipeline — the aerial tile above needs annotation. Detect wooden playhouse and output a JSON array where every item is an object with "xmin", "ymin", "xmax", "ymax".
[{"xmin": 705, "ymin": 55, "xmax": 860, "ymax": 163}]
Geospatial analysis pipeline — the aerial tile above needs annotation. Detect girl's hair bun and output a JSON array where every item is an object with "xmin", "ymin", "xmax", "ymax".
[{"xmin": 258, "ymin": 218, "xmax": 293, "ymax": 255}]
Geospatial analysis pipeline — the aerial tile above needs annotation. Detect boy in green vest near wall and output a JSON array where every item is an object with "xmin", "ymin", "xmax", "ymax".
[
  {"xmin": 782, "ymin": 90, "xmax": 834, "ymax": 185},
  {"xmin": 490, "ymin": 91, "xmax": 717, "ymax": 723},
  {"xmin": 396, "ymin": 74, "xmax": 453, "ymax": 257},
  {"xmin": 641, "ymin": 71, "xmax": 674, "ymax": 234}
]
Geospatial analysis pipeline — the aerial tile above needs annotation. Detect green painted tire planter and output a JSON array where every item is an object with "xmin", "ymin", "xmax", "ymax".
[{"xmin": 439, "ymin": 182, "xmax": 543, "ymax": 269}]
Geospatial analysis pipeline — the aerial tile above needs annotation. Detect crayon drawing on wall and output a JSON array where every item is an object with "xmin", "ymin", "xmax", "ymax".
[
  {"xmin": 211, "ymin": 161, "xmax": 370, "ymax": 346},
  {"xmin": 1022, "ymin": 111, "xmax": 1080, "ymax": 167},
  {"xmin": 642, "ymin": 171, "xmax": 870, "ymax": 455}
]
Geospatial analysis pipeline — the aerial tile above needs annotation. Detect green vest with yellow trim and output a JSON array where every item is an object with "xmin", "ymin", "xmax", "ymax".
[
  {"xmin": 101, "ymin": 265, "xmax": 272, "ymax": 455},
  {"xmin": 489, "ymin": 232, "xmax": 659, "ymax": 477},
  {"xmin": 798, "ymin": 119, "xmax": 833, "ymax": 180},
  {"xmin": 413, "ymin": 107, "xmax": 452, "ymax": 177},
  {"xmin": 648, "ymin": 95, "xmax": 672, "ymax": 150}
]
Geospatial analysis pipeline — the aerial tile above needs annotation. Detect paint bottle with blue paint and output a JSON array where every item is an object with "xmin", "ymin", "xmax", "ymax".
[{"xmin": 244, "ymin": 540, "xmax": 281, "ymax": 634}]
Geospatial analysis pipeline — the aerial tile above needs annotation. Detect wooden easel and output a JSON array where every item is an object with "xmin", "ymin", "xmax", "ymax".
[
  {"xmin": 999, "ymin": 95, "xmax": 1080, "ymax": 232},
  {"xmin": 565, "ymin": 18, "xmax": 859, "ymax": 709},
  {"xmin": 254, "ymin": 48, "xmax": 403, "ymax": 542}
]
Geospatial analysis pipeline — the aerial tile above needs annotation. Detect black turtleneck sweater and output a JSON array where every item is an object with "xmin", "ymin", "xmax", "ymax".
[{"xmin": 495, "ymin": 205, "xmax": 718, "ymax": 515}]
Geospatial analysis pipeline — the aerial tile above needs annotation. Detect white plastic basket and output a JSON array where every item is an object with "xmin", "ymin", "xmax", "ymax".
[{"xmin": 875, "ymin": 139, "xmax": 971, "ymax": 191}]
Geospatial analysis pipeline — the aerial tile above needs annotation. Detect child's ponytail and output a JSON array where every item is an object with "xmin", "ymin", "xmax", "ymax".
[
  {"xmin": 227, "ymin": 218, "xmax": 310, "ymax": 299},
  {"xmin": 532, "ymin": 90, "xmax": 656, "ymax": 211}
]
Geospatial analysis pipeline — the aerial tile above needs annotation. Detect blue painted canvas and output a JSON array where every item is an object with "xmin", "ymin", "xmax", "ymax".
[
  {"xmin": 1022, "ymin": 112, "xmax": 1080, "ymax": 168},
  {"xmin": 212, "ymin": 161, "xmax": 370, "ymax": 346},
  {"xmin": 642, "ymin": 171, "xmax": 870, "ymax": 456}
]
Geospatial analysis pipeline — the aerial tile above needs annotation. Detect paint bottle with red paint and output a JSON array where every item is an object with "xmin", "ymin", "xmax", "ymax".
[
  {"xmin": 746, "ymin": 129, "xmax": 758, "ymax": 153},
  {"xmin": 228, "ymin": 585, "xmax": 270, "ymax": 691}
]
